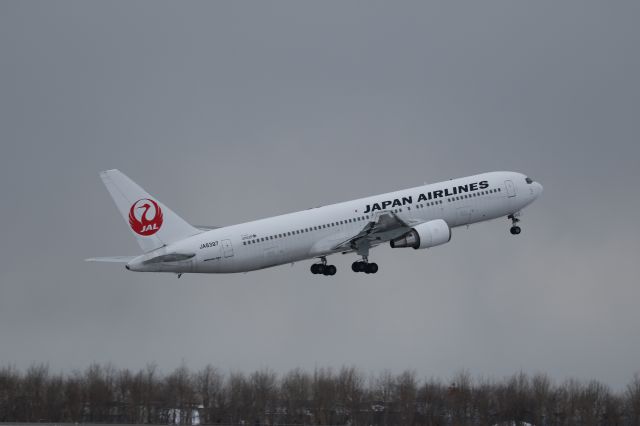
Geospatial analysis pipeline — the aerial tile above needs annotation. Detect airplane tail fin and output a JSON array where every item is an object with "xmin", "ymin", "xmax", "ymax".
[{"xmin": 100, "ymin": 169, "xmax": 200, "ymax": 252}]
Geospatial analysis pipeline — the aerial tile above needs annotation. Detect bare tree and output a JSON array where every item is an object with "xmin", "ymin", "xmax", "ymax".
[
  {"xmin": 312, "ymin": 367, "xmax": 336, "ymax": 425},
  {"xmin": 84, "ymin": 363, "xmax": 117, "ymax": 422},
  {"xmin": 281, "ymin": 368, "xmax": 312, "ymax": 424},
  {"xmin": 3, "ymin": 363, "xmax": 640, "ymax": 425},
  {"xmin": 529, "ymin": 373, "xmax": 552, "ymax": 424},
  {"xmin": 21, "ymin": 363, "xmax": 49, "ymax": 421},
  {"xmin": 195, "ymin": 364, "xmax": 223, "ymax": 424},
  {"xmin": 396, "ymin": 370, "xmax": 418, "ymax": 426},
  {"xmin": 227, "ymin": 371, "xmax": 250, "ymax": 424},
  {"xmin": 162, "ymin": 363, "xmax": 196, "ymax": 425},
  {"xmin": 0, "ymin": 365, "xmax": 21, "ymax": 421},
  {"xmin": 334, "ymin": 366, "xmax": 364, "ymax": 425},
  {"xmin": 142, "ymin": 363, "xmax": 160, "ymax": 423},
  {"xmin": 249, "ymin": 368, "xmax": 278, "ymax": 424},
  {"xmin": 449, "ymin": 369, "xmax": 473, "ymax": 425}
]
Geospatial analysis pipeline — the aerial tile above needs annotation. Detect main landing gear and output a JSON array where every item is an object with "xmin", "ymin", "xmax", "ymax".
[
  {"xmin": 351, "ymin": 256, "xmax": 379, "ymax": 274},
  {"xmin": 311, "ymin": 257, "xmax": 337, "ymax": 276},
  {"xmin": 508, "ymin": 213, "xmax": 522, "ymax": 235}
]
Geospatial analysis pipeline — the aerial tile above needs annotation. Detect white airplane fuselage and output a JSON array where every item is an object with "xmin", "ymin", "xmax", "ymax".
[{"xmin": 118, "ymin": 171, "xmax": 542, "ymax": 275}]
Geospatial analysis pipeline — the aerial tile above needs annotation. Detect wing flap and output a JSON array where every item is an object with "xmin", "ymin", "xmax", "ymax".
[{"xmin": 331, "ymin": 211, "xmax": 413, "ymax": 254}]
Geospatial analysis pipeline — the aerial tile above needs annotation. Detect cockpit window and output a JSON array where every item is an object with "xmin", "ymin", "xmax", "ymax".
[{"xmin": 525, "ymin": 177, "xmax": 533, "ymax": 184}]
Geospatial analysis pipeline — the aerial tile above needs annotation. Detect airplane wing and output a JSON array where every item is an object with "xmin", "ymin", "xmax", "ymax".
[{"xmin": 331, "ymin": 211, "xmax": 418, "ymax": 256}]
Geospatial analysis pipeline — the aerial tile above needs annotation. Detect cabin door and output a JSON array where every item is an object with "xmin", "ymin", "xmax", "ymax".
[
  {"xmin": 221, "ymin": 239, "xmax": 234, "ymax": 258},
  {"xmin": 505, "ymin": 180, "xmax": 516, "ymax": 197}
]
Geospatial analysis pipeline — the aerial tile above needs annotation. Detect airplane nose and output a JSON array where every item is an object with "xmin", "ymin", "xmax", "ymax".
[{"xmin": 534, "ymin": 182, "xmax": 543, "ymax": 196}]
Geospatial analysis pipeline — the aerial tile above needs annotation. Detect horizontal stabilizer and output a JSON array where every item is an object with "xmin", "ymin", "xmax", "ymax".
[{"xmin": 85, "ymin": 256, "xmax": 135, "ymax": 263}]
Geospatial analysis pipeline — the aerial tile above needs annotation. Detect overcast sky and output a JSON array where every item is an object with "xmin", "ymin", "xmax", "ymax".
[{"xmin": 1, "ymin": 1, "xmax": 639, "ymax": 390}]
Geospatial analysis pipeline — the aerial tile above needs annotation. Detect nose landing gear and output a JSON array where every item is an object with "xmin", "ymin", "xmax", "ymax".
[{"xmin": 508, "ymin": 213, "xmax": 522, "ymax": 235}]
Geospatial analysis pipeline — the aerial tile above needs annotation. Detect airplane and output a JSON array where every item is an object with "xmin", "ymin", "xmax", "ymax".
[{"xmin": 87, "ymin": 170, "xmax": 542, "ymax": 276}]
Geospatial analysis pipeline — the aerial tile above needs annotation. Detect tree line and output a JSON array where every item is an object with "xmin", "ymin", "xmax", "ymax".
[{"xmin": 1, "ymin": 363, "xmax": 639, "ymax": 425}]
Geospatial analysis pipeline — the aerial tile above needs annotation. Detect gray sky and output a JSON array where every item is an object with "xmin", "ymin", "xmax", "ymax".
[{"xmin": 1, "ymin": 1, "xmax": 639, "ymax": 390}]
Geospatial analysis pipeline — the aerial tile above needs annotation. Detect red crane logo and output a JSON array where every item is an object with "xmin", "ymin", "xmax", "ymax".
[{"xmin": 129, "ymin": 198, "xmax": 163, "ymax": 236}]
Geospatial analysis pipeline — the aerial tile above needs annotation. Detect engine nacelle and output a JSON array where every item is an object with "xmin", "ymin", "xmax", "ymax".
[{"xmin": 389, "ymin": 219, "xmax": 451, "ymax": 250}]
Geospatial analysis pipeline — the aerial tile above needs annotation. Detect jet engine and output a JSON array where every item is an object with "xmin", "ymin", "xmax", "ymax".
[{"xmin": 389, "ymin": 219, "xmax": 451, "ymax": 250}]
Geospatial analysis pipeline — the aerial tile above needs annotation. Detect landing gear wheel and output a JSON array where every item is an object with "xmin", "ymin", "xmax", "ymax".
[
  {"xmin": 366, "ymin": 263, "xmax": 379, "ymax": 274},
  {"xmin": 508, "ymin": 213, "xmax": 522, "ymax": 235},
  {"xmin": 311, "ymin": 257, "xmax": 330, "ymax": 275},
  {"xmin": 324, "ymin": 265, "xmax": 337, "ymax": 276},
  {"xmin": 352, "ymin": 261, "xmax": 366, "ymax": 272}
]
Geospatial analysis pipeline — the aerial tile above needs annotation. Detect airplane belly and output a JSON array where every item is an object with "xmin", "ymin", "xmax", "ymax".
[{"xmin": 262, "ymin": 245, "xmax": 285, "ymax": 268}]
